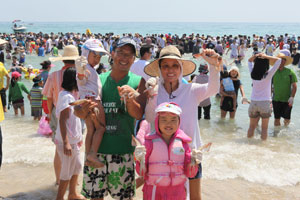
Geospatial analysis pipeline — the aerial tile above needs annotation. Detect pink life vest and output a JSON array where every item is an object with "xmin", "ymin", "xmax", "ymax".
[{"xmin": 146, "ymin": 136, "xmax": 187, "ymax": 187}]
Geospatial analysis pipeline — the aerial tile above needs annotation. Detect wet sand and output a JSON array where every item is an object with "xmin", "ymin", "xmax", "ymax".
[{"xmin": 1, "ymin": 163, "xmax": 300, "ymax": 200}]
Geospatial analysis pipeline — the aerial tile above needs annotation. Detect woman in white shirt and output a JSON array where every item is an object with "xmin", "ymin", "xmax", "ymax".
[
  {"xmin": 143, "ymin": 45, "xmax": 221, "ymax": 200},
  {"xmin": 247, "ymin": 53, "xmax": 281, "ymax": 140}
]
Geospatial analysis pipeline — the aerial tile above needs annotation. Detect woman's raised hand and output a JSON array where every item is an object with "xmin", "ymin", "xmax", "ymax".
[{"xmin": 196, "ymin": 49, "xmax": 223, "ymax": 71}]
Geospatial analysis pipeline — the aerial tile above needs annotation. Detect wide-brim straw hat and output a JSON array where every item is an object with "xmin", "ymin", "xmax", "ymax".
[
  {"xmin": 144, "ymin": 45, "xmax": 196, "ymax": 77},
  {"xmin": 49, "ymin": 45, "xmax": 79, "ymax": 62},
  {"xmin": 0, "ymin": 39, "xmax": 8, "ymax": 45},
  {"xmin": 270, "ymin": 49, "xmax": 293, "ymax": 66}
]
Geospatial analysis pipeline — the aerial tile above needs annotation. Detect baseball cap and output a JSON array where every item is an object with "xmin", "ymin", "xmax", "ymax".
[
  {"xmin": 82, "ymin": 39, "xmax": 108, "ymax": 55},
  {"xmin": 12, "ymin": 71, "xmax": 21, "ymax": 78},
  {"xmin": 116, "ymin": 37, "xmax": 136, "ymax": 53},
  {"xmin": 155, "ymin": 102, "xmax": 182, "ymax": 116}
]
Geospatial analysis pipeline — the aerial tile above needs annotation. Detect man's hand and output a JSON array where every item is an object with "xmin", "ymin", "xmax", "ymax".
[
  {"xmin": 73, "ymin": 99, "xmax": 98, "ymax": 119},
  {"xmin": 288, "ymin": 97, "xmax": 294, "ymax": 107},
  {"xmin": 117, "ymin": 85, "xmax": 140, "ymax": 101}
]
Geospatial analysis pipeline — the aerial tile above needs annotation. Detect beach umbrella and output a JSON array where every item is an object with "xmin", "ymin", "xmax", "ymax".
[{"xmin": 0, "ymin": 39, "xmax": 8, "ymax": 45}]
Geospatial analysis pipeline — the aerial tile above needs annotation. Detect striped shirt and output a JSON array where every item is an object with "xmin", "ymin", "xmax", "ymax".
[{"xmin": 30, "ymin": 86, "xmax": 43, "ymax": 108}]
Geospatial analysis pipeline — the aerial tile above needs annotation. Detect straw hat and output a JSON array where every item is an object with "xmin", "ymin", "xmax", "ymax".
[
  {"xmin": 49, "ymin": 45, "xmax": 79, "ymax": 62},
  {"xmin": 0, "ymin": 39, "xmax": 8, "ymax": 45},
  {"xmin": 270, "ymin": 49, "xmax": 293, "ymax": 66},
  {"xmin": 144, "ymin": 45, "xmax": 196, "ymax": 77}
]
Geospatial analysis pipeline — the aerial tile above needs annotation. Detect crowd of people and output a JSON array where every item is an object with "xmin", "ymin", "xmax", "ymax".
[{"xmin": 0, "ymin": 31, "xmax": 299, "ymax": 200}]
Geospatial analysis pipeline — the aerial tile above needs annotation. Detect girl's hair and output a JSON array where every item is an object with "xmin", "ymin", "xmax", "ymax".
[
  {"xmin": 11, "ymin": 77, "xmax": 18, "ymax": 87},
  {"xmin": 251, "ymin": 58, "xmax": 269, "ymax": 80},
  {"xmin": 32, "ymin": 76, "xmax": 42, "ymax": 87},
  {"xmin": 61, "ymin": 67, "xmax": 78, "ymax": 92}
]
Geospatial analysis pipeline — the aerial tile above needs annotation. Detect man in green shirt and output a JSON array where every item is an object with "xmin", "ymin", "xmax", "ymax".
[
  {"xmin": 272, "ymin": 50, "xmax": 297, "ymax": 126},
  {"xmin": 76, "ymin": 37, "xmax": 147, "ymax": 200}
]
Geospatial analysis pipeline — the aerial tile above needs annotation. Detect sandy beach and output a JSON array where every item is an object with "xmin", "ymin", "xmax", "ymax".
[{"xmin": 1, "ymin": 163, "xmax": 300, "ymax": 200}]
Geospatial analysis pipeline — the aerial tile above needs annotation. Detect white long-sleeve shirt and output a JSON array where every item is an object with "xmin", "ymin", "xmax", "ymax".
[
  {"xmin": 76, "ymin": 64, "xmax": 102, "ymax": 100},
  {"xmin": 248, "ymin": 59, "xmax": 281, "ymax": 101},
  {"xmin": 145, "ymin": 64, "xmax": 220, "ymax": 149}
]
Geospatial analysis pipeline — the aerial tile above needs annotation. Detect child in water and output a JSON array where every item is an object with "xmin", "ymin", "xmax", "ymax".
[
  {"xmin": 30, "ymin": 76, "xmax": 43, "ymax": 120},
  {"xmin": 220, "ymin": 71, "xmax": 237, "ymax": 113},
  {"xmin": 55, "ymin": 67, "xmax": 85, "ymax": 200},
  {"xmin": 8, "ymin": 71, "xmax": 30, "ymax": 115},
  {"xmin": 135, "ymin": 102, "xmax": 201, "ymax": 200},
  {"xmin": 75, "ymin": 39, "xmax": 107, "ymax": 168}
]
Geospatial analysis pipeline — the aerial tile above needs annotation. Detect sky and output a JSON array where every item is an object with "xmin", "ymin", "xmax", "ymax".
[{"xmin": 1, "ymin": 0, "xmax": 300, "ymax": 23}]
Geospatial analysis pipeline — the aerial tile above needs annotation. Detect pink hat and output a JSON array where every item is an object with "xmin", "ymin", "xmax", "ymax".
[
  {"xmin": 155, "ymin": 102, "xmax": 182, "ymax": 116},
  {"xmin": 12, "ymin": 71, "xmax": 21, "ymax": 78}
]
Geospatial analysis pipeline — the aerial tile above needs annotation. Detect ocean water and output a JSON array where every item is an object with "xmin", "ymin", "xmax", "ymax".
[
  {"xmin": 1, "ymin": 21, "xmax": 300, "ymax": 36},
  {"xmin": 1, "ymin": 22, "xmax": 300, "ymax": 198}
]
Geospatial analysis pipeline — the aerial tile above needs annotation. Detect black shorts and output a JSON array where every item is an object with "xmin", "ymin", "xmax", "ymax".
[
  {"xmin": 0, "ymin": 88, "xmax": 6, "ymax": 107},
  {"xmin": 189, "ymin": 163, "xmax": 202, "ymax": 180},
  {"xmin": 272, "ymin": 101, "xmax": 292, "ymax": 120},
  {"xmin": 220, "ymin": 96, "xmax": 237, "ymax": 112}
]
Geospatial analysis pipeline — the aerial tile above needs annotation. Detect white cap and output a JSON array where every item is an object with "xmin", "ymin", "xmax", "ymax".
[
  {"xmin": 82, "ymin": 39, "xmax": 108, "ymax": 54},
  {"xmin": 155, "ymin": 102, "xmax": 182, "ymax": 116}
]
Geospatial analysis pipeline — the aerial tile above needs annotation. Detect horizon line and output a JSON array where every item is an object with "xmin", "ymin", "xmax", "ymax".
[{"xmin": 1, "ymin": 21, "xmax": 300, "ymax": 24}]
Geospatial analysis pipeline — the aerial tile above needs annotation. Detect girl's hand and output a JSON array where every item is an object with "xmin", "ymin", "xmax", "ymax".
[
  {"xmin": 256, "ymin": 52, "xmax": 266, "ymax": 59},
  {"xmin": 63, "ymin": 142, "xmax": 72, "ymax": 156}
]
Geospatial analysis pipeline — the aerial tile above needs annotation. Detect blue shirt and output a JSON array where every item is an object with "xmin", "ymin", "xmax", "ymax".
[{"xmin": 38, "ymin": 47, "xmax": 45, "ymax": 57}]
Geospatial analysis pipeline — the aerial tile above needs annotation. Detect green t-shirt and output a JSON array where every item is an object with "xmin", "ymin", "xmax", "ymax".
[
  {"xmin": 98, "ymin": 71, "xmax": 141, "ymax": 154},
  {"xmin": 8, "ymin": 81, "xmax": 30, "ymax": 103},
  {"xmin": 52, "ymin": 47, "xmax": 58, "ymax": 56},
  {"xmin": 273, "ymin": 67, "xmax": 298, "ymax": 102}
]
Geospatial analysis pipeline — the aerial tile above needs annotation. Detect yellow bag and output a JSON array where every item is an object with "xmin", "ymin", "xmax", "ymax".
[{"xmin": 0, "ymin": 98, "xmax": 5, "ymax": 122}]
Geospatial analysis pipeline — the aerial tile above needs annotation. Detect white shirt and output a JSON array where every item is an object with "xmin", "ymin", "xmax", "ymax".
[
  {"xmin": 248, "ymin": 59, "xmax": 281, "ymax": 101},
  {"xmin": 130, "ymin": 59, "xmax": 151, "ymax": 81},
  {"xmin": 283, "ymin": 44, "xmax": 290, "ymax": 50},
  {"xmin": 55, "ymin": 90, "xmax": 82, "ymax": 145},
  {"xmin": 145, "ymin": 65, "xmax": 220, "ymax": 149},
  {"xmin": 230, "ymin": 43, "xmax": 238, "ymax": 56},
  {"xmin": 46, "ymin": 39, "xmax": 52, "ymax": 52},
  {"xmin": 257, "ymin": 41, "xmax": 265, "ymax": 49},
  {"xmin": 192, "ymin": 74, "xmax": 211, "ymax": 107},
  {"xmin": 265, "ymin": 44, "xmax": 275, "ymax": 56},
  {"xmin": 76, "ymin": 64, "xmax": 102, "ymax": 100},
  {"xmin": 158, "ymin": 37, "xmax": 165, "ymax": 48}
]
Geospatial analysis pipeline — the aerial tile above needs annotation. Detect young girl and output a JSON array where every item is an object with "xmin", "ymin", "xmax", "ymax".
[
  {"xmin": 135, "ymin": 102, "xmax": 200, "ymax": 200},
  {"xmin": 8, "ymin": 71, "xmax": 30, "ymax": 115},
  {"xmin": 55, "ymin": 67, "xmax": 85, "ymax": 200},
  {"xmin": 220, "ymin": 66, "xmax": 247, "ymax": 119},
  {"xmin": 30, "ymin": 76, "xmax": 43, "ymax": 120},
  {"xmin": 75, "ymin": 39, "xmax": 107, "ymax": 168}
]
